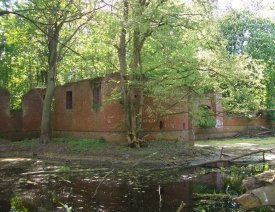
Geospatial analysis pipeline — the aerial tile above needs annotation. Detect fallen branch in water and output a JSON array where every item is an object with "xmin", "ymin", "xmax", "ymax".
[
  {"xmin": 132, "ymin": 152, "xmax": 158, "ymax": 167},
  {"xmin": 190, "ymin": 147, "xmax": 275, "ymax": 168},
  {"xmin": 229, "ymin": 147, "xmax": 275, "ymax": 161},
  {"xmin": 193, "ymin": 193, "xmax": 231, "ymax": 200},
  {"xmin": 91, "ymin": 152, "xmax": 158, "ymax": 199},
  {"xmin": 91, "ymin": 168, "xmax": 115, "ymax": 199},
  {"xmin": 20, "ymin": 168, "xmax": 109, "ymax": 176}
]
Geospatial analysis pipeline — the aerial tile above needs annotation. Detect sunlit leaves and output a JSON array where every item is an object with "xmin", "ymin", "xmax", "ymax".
[{"xmin": 220, "ymin": 11, "xmax": 275, "ymax": 118}]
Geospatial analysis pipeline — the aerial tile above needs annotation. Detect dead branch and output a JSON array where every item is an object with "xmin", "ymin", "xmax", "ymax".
[
  {"xmin": 190, "ymin": 147, "xmax": 275, "ymax": 168},
  {"xmin": 20, "ymin": 168, "xmax": 109, "ymax": 176},
  {"xmin": 219, "ymin": 147, "xmax": 224, "ymax": 159},
  {"xmin": 91, "ymin": 168, "xmax": 115, "ymax": 199},
  {"xmin": 132, "ymin": 152, "xmax": 158, "ymax": 167},
  {"xmin": 229, "ymin": 147, "xmax": 275, "ymax": 161}
]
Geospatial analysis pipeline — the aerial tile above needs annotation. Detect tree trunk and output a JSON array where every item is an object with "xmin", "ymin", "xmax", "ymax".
[
  {"xmin": 40, "ymin": 24, "xmax": 60, "ymax": 144},
  {"xmin": 117, "ymin": 0, "xmax": 149, "ymax": 147},
  {"xmin": 117, "ymin": 0, "xmax": 132, "ymax": 145}
]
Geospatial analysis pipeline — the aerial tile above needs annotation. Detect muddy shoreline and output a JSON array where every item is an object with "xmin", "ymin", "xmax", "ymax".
[
  {"xmin": 1, "ymin": 138, "xmax": 274, "ymax": 169},
  {"xmin": 1, "ymin": 137, "xmax": 275, "ymax": 211}
]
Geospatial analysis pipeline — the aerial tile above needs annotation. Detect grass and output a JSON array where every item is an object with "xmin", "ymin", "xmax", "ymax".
[
  {"xmin": 13, "ymin": 139, "xmax": 39, "ymax": 147},
  {"xmin": 10, "ymin": 136, "xmax": 275, "ymax": 156},
  {"xmin": 53, "ymin": 137, "xmax": 108, "ymax": 152}
]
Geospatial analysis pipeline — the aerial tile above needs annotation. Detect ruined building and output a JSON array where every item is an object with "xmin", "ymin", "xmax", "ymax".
[{"xmin": 0, "ymin": 74, "xmax": 270, "ymax": 144}]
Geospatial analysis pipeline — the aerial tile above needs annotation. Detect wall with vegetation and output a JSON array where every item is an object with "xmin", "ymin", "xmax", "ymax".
[{"xmin": 0, "ymin": 76, "xmax": 271, "ymax": 143}]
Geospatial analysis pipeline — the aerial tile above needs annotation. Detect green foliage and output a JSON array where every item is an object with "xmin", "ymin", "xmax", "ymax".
[
  {"xmin": 0, "ymin": 12, "xmax": 47, "ymax": 109},
  {"xmin": 54, "ymin": 137, "xmax": 107, "ymax": 152},
  {"xmin": 13, "ymin": 139, "xmax": 38, "ymax": 147},
  {"xmin": 0, "ymin": 0, "xmax": 272, "ymax": 128},
  {"xmin": 60, "ymin": 203, "xmax": 72, "ymax": 212},
  {"xmin": 196, "ymin": 106, "xmax": 216, "ymax": 128},
  {"xmin": 220, "ymin": 11, "xmax": 275, "ymax": 119},
  {"xmin": 10, "ymin": 195, "xmax": 28, "ymax": 212},
  {"xmin": 59, "ymin": 165, "xmax": 71, "ymax": 172}
]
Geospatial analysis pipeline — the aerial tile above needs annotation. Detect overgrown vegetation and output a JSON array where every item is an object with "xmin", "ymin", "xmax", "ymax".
[
  {"xmin": 54, "ymin": 137, "xmax": 107, "ymax": 153},
  {"xmin": 0, "ymin": 0, "xmax": 273, "ymax": 146},
  {"xmin": 10, "ymin": 195, "xmax": 28, "ymax": 212}
]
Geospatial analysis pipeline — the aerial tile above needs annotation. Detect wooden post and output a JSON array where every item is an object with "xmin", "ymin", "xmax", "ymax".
[{"xmin": 219, "ymin": 147, "xmax": 224, "ymax": 159}]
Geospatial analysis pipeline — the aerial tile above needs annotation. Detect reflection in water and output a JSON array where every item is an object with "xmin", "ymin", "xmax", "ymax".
[
  {"xmin": 65, "ymin": 176, "xmax": 193, "ymax": 211},
  {"xmin": 0, "ymin": 159, "xmax": 273, "ymax": 211}
]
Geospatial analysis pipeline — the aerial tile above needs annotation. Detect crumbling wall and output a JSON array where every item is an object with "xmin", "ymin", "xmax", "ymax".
[
  {"xmin": 22, "ymin": 89, "xmax": 44, "ymax": 132},
  {"xmin": 195, "ymin": 115, "xmax": 269, "ymax": 140},
  {"xmin": 0, "ymin": 75, "xmax": 271, "ymax": 143},
  {"xmin": 53, "ymin": 74, "xmax": 126, "ymax": 142},
  {"xmin": 142, "ymin": 97, "xmax": 190, "ymax": 144},
  {"xmin": 0, "ymin": 88, "xmax": 12, "ymax": 133},
  {"xmin": 0, "ymin": 88, "xmax": 44, "ymax": 140}
]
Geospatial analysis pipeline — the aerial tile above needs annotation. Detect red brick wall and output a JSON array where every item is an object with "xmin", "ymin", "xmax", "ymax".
[
  {"xmin": 142, "ymin": 99, "xmax": 190, "ymax": 142},
  {"xmin": 0, "ymin": 88, "xmax": 12, "ymax": 132},
  {"xmin": 223, "ymin": 116, "xmax": 268, "ymax": 127},
  {"xmin": 195, "ymin": 115, "xmax": 269, "ymax": 140},
  {"xmin": 10, "ymin": 111, "xmax": 22, "ymax": 132},
  {"xmin": 22, "ymin": 89, "xmax": 44, "ymax": 132},
  {"xmin": 0, "ymin": 88, "xmax": 44, "ymax": 135},
  {"xmin": 0, "ymin": 75, "xmax": 272, "ymax": 143},
  {"xmin": 53, "ymin": 75, "xmax": 125, "ymax": 141}
]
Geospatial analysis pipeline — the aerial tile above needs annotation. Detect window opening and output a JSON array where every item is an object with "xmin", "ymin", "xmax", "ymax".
[
  {"xmin": 159, "ymin": 121, "xmax": 164, "ymax": 130},
  {"xmin": 66, "ymin": 91, "xmax": 72, "ymax": 109},
  {"xmin": 93, "ymin": 82, "xmax": 101, "ymax": 110}
]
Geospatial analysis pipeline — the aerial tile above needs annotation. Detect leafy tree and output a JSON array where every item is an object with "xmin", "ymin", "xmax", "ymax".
[
  {"xmin": 106, "ymin": 0, "xmax": 206, "ymax": 146},
  {"xmin": 220, "ymin": 11, "xmax": 275, "ymax": 119},
  {"xmin": 0, "ymin": 0, "xmax": 268, "ymax": 147},
  {"xmin": 1, "ymin": 0, "xmax": 101, "ymax": 143},
  {"xmin": 0, "ymin": 14, "xmax": 47, "ymax": 108},
  {"xmin": 92, "ymin": 0, "xmax": 266, "ymax": 146}
]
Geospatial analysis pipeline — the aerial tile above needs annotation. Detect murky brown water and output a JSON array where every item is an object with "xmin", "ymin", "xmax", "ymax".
[{"xmin": 0, "ymin": 158, "xmax": 274, "ymax": 211}]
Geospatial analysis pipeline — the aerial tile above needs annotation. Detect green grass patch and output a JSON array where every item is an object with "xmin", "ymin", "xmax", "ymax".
[
  {"xmin": 196, "ymin": 136, "xmax": 275, "ymax": 146},
  {"xmin": 11, "ymin": 136, "xmax": 274, "ymax": 156},
  {"xmin": 53, "ymin": 137, "xmax": 108, "ymax": 152},
  {"xmin": 59, "ymin": 165, "xmax": 71, "ymax": 172},
  {"xmin": 13, "ymin": 139, "xmax": 39, "ymax": 147},
  {"xmin": 10, "ymin": 195, "xmax": 28, "ymax": 212}
]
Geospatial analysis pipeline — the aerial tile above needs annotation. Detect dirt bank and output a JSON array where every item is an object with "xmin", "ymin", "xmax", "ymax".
[{"xmin": 0, "ymin": 137, "xmax": 274, "ymax": 169}]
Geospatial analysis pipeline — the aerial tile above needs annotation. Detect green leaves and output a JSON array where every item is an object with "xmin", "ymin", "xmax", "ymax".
[
  {"xmin": 0, "ymin": 0, "xmax": 272, "ymax": 121},
  {"xmin": 220, "ymin": 10, "xmax": 274, "ymax": 118}
]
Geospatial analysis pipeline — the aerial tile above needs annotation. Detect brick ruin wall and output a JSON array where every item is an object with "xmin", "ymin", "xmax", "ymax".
[
  {"xmin": 0, "ymin": 88, "xmax": 44, "ymax": 140},
  {"xmin": 0, "ymin": 76, "xmax": 271, "ymax": 143},
  {"xmin": 53, "ymin": 75, "xmax": 126, "ymax": 143}
]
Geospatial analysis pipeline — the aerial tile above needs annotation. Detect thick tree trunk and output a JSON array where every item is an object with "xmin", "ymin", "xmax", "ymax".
[
  {"xmin": 40, "ymin": 74, "xmax": 55, "ymax": 144},
  {"xmin": 118, "ymin": 0, "xmax": 148, "ymax": 147},
  {"xmin": 117, "ymin": 0, "xmax": 132, "ymax": 145},
  {"xmin": 40, "ymin": 24, "xmax": 60, "ymax": 144},
  {"xmin": 128, "ymin": 30, "xmax": 142, "ymax": 146}
]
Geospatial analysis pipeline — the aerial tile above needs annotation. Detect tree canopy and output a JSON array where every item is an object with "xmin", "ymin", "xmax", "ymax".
[
  {"xmin": 0, "ymin": 0, "xmax": 273, "ymax": 144},
  {"xmin": 220, "ymin": 10, "xmax": 275, "ymax": 119}
]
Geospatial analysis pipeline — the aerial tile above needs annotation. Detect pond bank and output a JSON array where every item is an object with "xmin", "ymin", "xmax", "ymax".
[
  {"xmin": 0, "ymin": 157, "xmax": 274, "ymax": 211},
  {"xmin": 1, "ymin": 137, "xmax": 275, "ymax": 211},
  {"xmin": 0, "ymin": 137, "xmax": 275, "ymax": 169}
]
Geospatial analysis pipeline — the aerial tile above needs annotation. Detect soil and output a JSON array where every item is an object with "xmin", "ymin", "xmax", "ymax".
[{"xmin": 0, "ymin": 138, "xmax": 274, "ymax": 169}]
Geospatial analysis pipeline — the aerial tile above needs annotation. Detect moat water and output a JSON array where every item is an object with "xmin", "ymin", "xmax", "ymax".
[{"xmin": 0, "ymin": 158, "xmax": 274, "ymax": 211}]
